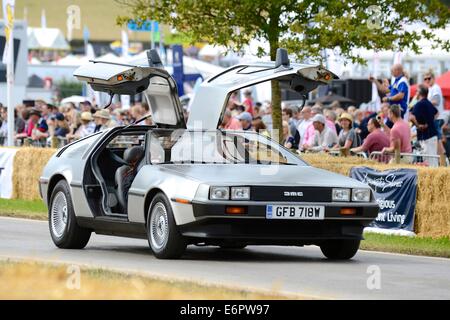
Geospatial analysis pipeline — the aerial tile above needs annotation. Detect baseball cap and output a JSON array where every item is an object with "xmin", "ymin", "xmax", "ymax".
[
  {"xmin": 312, "ymin": 114, "xmax": 326, "ymax": 125},
  {"xmin": 236, "ymin": 112, "xmax": 253, "ymax": 122},
  {"xmin": 54, "ymin": 112, "xmax": 65, "ymax": 121}
]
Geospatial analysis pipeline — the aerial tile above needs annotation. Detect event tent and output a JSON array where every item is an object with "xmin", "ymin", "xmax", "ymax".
[
  {"xmin": 410, "ymin": 71, "xmax": 450, "ymax": 110},
  {"xmin": 27, "ymin": 27, "xmax": 70, "ymax": 51}
]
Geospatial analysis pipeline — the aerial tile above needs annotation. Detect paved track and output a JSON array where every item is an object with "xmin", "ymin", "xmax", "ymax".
[{"xmin": 1, "ymin": 217, "xmax": 449, "ymax": 299}]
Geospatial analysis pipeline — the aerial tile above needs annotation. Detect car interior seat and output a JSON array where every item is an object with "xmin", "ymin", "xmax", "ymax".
[{"xmin": 115, "ymin": 146, "xmax": 145, "ymax": 214}]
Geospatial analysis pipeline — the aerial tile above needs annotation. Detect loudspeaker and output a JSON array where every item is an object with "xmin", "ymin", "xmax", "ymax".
[{"xmin": 345, "ymin": 79, "xmax": 372, "ymax": 106}]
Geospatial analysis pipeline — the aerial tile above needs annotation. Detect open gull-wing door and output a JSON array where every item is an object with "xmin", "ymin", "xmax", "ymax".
[
  {"xmin": 73, "ymin": 50, "xmax": 186, "ymax": 128},
  {"xmin": 187, "ymin": 48, "xmax": 338, "ymax": 130}
]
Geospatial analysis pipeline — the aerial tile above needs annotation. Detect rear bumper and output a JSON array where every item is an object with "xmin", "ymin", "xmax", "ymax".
[{"xmin": 180, "ymin": 201, "xmax": 379, "ymax": 245}]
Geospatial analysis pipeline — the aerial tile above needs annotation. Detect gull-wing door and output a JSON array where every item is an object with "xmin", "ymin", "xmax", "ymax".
[
  {"xmin": 187, "ymin": 48, "xmax": 338, "ymax": 130},
  {"xmin": 73, "ymin": 50, "xmax": 186, "ymax": 128}
]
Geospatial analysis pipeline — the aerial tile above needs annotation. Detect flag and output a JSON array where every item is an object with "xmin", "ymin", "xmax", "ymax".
[
  {"xmin": 2, "ymin": 0, "xmax": 15, "ymax": 64},
  {"xmin": 121, "ymin": 30, "xmax": 129, "ymax": 59},
  {"xmin": 393, "ymin": 52, "xmax": 403, "ymax": 65},
  {"xmin": 121, "ymin": 30, "xmax": 130, "ymax": 110},
  {"xmin": 371, "ymin": 51, "xmax": 381, "ymax": 112},
  {"xmin": 83, "ymin": 25, "xmax": 90, "ymax": 48},
  {"xmin": 41, "ymin": 9, "xmax": 47, "ymax": 28}
]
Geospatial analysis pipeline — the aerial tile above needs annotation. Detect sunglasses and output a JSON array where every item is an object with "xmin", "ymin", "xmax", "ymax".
[{"xmin": 424, "ymin": 77, "xmax": 431, "ymax": 81}]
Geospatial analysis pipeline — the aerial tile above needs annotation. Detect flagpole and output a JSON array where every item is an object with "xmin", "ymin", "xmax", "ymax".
[{"xmin": 6, "ymin": 25, "xmax": 14, "ymax": 146}]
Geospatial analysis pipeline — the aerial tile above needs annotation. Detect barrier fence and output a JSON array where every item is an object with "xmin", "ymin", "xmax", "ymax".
[{"xmin": 327, "ymin": 149, "xmax": 368, "ymax": 159}]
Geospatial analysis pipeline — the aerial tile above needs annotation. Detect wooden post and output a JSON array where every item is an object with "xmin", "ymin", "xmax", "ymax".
[
  {"xmin": 51, "ymin": 136, "xmax": 58, "ymax": 149},
  {"xmin": 394, "ymin": 147, "xmax": 401, "ymax": 164},
  {"xmin": 340, "ymin": 147, "xmax": 350, "ymax": 157},
  {"xmin": 440, "ymin": 154, "xmax": 447, "ymax": 167}
]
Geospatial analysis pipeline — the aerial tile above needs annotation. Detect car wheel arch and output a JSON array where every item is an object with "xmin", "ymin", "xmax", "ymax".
[
  {"xmin": 47, "ymin": 174, "xmax": 67, "ymax": 203},
  {"xmin": 144, "ymin": 188, "xmax": 166, "ymax": 224}
]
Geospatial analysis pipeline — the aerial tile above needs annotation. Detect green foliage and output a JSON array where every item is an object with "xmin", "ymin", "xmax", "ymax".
[
  {"xmin": 362, "ymin": 232, "xmax": 450, "ymax": 258},
  {"xmin": 164, "ymin": 32, "xmax": 196, "ymax": 46},
  {"xmin": 116, "ymin": 0, "xmax": 450, "ymax": 136},
  {"xmin": 0, "ymin": 199, "xmax": 47, "ymax": 220},
  {"xmin": 56, "ymin": 80, "xmax": 83, "ymax": 99},
  {"xmin": 117, "ymin": 0, "xmax": 450, "ymax": 62}
]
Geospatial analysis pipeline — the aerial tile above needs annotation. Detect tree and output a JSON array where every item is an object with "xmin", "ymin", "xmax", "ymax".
[{"xmin": 117, "ymin": 0, "xmax": 450, "ymax": 139}]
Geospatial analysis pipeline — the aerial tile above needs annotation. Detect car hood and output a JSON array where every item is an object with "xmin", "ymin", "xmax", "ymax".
[{"xmin": 160, "ymin": 164, "xmax": 369, "ymax": 189}]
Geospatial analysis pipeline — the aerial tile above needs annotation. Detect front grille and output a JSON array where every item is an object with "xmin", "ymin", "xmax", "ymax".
[{"xmin": 250, "ymin": 186, "xmax": 332, "ymax": 202}]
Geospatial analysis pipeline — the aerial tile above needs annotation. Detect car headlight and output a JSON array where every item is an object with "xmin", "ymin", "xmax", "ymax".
[
  {"xmin": 332, "ymin": 188, "xmax": 351, "ymax": 202},
  {"xmin": 231, "ymin": 187, "xmax": 250, "ymax": 200},
  {"xmin": 210, "ymin": 187, "xmax": 229, "ymax": 200},
  {"xmin": 352, "ymin": 189, "xmax": 371, "ymax": 202}
]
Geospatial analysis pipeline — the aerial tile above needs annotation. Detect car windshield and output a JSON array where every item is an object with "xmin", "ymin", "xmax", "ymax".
[{"xmin": 148, "ymin": 129, "xmax": 306, "ymax": 166}]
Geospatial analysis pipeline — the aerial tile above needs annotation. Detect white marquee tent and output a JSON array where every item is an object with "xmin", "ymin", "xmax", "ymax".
[{"xmin": 27, "ymin": 27, "xmax": 70, "ymax": 51}]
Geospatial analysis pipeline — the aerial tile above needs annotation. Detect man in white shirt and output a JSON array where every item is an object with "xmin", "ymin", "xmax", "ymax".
[
  {"xmin": 424, "ymin": 72, "xmax": 444, "ymax": 117},
  {"xmin": 424, "ymin": 71, "xmax": 446, "ymax": 163},
  {"xmin": 303, "ymin": 114, "xmax": 338, "ymax": 152}
]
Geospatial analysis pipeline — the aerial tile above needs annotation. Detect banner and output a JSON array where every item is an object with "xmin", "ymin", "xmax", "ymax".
[
  {"xmin": 0, "ymin": 148, "xmax": 17, "ymax": 199},
  {"xmin": 350, "ymin": 167, "xmax": 418, "ymax": 236},
  {"xmin": 2, "ymin": 0, "xmax": 14, "ymax": 64}
]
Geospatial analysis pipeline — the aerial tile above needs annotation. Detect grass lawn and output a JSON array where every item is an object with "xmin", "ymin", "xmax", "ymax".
[
  {"xmin": 361, "ymin": 232, "xmax": 450, "ymax": 258},
  {"xmin": 0, "ymin": 260, "xmax": 292, "ymax": 300},
  {"xmin": 0, "ymin": 198, "xmax": 448, "ymax": 258},
  {"xmin": 0, "ymin": 199, "xmax": 47, "ymax": 220}
]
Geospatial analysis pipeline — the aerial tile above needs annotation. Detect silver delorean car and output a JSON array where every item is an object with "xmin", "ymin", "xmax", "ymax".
[{"xmin": 39, "ymin": 49, "xmax": 378, "ymax": 260}]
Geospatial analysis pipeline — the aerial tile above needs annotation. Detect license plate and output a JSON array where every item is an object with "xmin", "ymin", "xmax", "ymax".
[{"xmin": 266, "ymin": 205, "xmax": 325, "ymax": 220}]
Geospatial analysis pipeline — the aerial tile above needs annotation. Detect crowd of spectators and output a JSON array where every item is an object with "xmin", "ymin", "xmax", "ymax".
[
  {"xmin": 0, "ymin": 99, "xmax": 153, "ymax": 148},
  {"xmin": 1, "ymin": 64, "xmax": 449, "ymax": 166},
  {"xmin": 217, "ymin": 66, "xmax": 449, "ymax": 166}
]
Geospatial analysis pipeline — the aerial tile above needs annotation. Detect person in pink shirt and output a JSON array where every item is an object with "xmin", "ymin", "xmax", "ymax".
[
  {"xmin": 350, "ymin": 118, "xmax": 390, "ymax": 155},
  {"xmin": 381, "ymin": 104, "xmax": 412, "ymax": 160},
  {"xmin": 220, "ymin": 110, "xmax": 242, "ymax": 130},
  {"xmin": 242, "ymin": 89, "xmax": 254, "ymax": 116}
]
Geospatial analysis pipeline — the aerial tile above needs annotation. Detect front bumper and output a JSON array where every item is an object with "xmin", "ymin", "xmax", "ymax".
[{"xmin": 179, "ymin": 201, "xmax": 379, "ymax": 245}]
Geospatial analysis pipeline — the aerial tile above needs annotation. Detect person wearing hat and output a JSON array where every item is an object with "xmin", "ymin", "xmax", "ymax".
[
  {"xmin": 15, "ymin": 108, "xmax": 47, "ymax": 141},
  {"xmin": 66, "ymin": 111, "xmax": 95, "ymax": 142},
  {"xmin": 303, "ymin": 114, "xmax": 338, "ymax": 152},
  {"xmin": 93, "ymin": 109, "xmax": 112, "ymax": 133},
  {"xmin": 334, "ymin": 112, "xmax": 361, "ymax": 151},
  {"xmin": 236, "ymin": 111, "xmax": 253, "ymax": 131},
  {"xmin": 53, "ymin": 112, "xmax": 70, "ymax": 138}
]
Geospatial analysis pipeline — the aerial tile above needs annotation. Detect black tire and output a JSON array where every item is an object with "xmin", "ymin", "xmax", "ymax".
[
  {"xmin": 147, "ymin": 193, "xmax": 187, "ymax": 259},
  {"xmin": 49, "ymin": 180, "xmax": 91, "ymax": 249},
  {"xmin": 320, "ymin": 239, "xmax": 361, "ymax": 260}
]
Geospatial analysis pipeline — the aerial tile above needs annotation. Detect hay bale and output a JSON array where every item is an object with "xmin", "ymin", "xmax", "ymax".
[
  {"xmin": 12, "ymin": 147, "xmax": 56, "ymax": 201},
  {"xmin": 9, "ymin": 148, "xmax": 450, "ymax": 238},
  {"xmin": 302, "ymin": 154, "xmax": 450, "ymax": 238}
]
